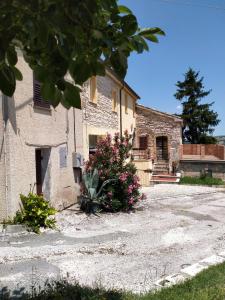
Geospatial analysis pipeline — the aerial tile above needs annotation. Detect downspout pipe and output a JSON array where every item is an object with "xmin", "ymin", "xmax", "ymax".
[
  {"xmin": 119, "ymin": 84, "xmax": 125, "ymax": 138},
  {"xmin": 2, "ymin": 94, "xmax": 9, "ymax": 219}
]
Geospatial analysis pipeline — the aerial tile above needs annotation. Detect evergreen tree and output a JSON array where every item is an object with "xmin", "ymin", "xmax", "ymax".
[{"xmin": 174, "ymin": 68, "xmax": 220, "ymax": 144}]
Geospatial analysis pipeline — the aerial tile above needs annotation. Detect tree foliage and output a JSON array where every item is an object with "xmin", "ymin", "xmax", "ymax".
[
  {"xmin": 0, "ymin": 0, "xmax": 165, "ymax": 108},
  {"xmin": 174, "ymin": 68, "xmax": 220, "ymax": 144}
]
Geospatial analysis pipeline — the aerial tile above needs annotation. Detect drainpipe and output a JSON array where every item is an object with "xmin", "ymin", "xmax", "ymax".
[
  {"xmin": 119, "ymin": 84, "xmax": 125, "ymax": 138},
  {"xmin": 73, "ymin": 108, "xmax": 77, "ymax": 152},
  {"xmin": 2, "ymin": 94, "xmax": 9, "ymax": 219}
]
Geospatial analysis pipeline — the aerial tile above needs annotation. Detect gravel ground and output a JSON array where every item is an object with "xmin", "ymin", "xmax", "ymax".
[{"xmin": 1, "ymin": 184, "xmax": 225, "ymax": 295}]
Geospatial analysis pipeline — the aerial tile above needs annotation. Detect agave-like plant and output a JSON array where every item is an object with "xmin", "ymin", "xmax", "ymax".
[{"xmin": 80, "ymin": 169, "xmax": 115, "ymax": 213}]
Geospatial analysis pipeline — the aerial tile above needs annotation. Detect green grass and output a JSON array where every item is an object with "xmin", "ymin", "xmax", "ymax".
[
  {"xmin": 2, "ymin": 263, "xmax": 225, "ymax": 300},
  {"xmin": 180, "ymin": 176, "xmax": 225, "ymax": 186}
]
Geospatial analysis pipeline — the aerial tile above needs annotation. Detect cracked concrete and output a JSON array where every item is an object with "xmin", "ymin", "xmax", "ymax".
[{"xmin": 0, "ymin": 184, "xmax": 225, "ymax": 295}]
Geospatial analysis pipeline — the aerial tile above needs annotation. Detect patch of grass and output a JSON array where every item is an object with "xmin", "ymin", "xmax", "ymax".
[
  {"xmin": 180, "ymin": 176, "xmax": 225, "ymax": 186},
  {"xmin": 2, "ymin": 263, "xmax": 225, "ymax": 300}
]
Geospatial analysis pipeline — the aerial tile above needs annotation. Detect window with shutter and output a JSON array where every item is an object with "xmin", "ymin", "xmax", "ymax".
[
  {"xmin": 90, "ymin": 76, "xmax": 97, "ymax": 103},
  {"xmin": 33, "ymin": 77, "xmax": 50, "ymax": 109},
  {"xmin": 125, "ymin": 93, "xmax": 128, "ymax": 114},
  {"xmin": 139, "ymin": 136, "xmax": 148, "ymax": 150},
  {"xmin": 133, "ymin": 99, "xmax": 136, "ymax": 117},
  {"xmin": 112, "ymin": 89, "xmax": 117, "ymax": 112}
]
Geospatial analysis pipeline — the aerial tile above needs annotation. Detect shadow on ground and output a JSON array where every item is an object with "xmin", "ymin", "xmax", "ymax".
[{"xmin": 0, "ymin": 281, "xmax": 127, "ymax": 300}]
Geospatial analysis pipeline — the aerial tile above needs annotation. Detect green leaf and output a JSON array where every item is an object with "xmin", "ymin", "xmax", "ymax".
[
  {"xmin": 12, "ymin": 66, "xmax": 23, "ymax": 81},
  {"xmin": 63, "ymin": 82, "xmax": 81, "ymax": 109},
  {"xmin": 110, "ymin": 50, "xmax": 128, "ymax": 79},
  {"xmin": 92, "ymin": 61, "xmax": 106, "ymax": 77},
  {"xmin": 92, "ymin": 30, "xmax": 103, "ymax": 39},
  {"xmin": 33, "ymin": 66, "xmax": 48, "ymax": 82},
  {"xmin": 89, "ymin": 188, "xmax": 96, "ymax": 200},
  {"xmin": 0, "ymin": 65, "xmax": 16, "ymax": 96},
  {"xmin": 41, "ymin": 82, "xmax": 55, "ymax": 101},
  {"xmin": 121, "ymin": 14, "xmax": 138, "ymax": 36},
  {"xmin": 139, "ymin": 27, "xmax": 165, "ymax": 36},
  {"xmin": 118, "ymin": 5, "xmax": 132, "ymax": 14},
  {"xmin": 142, "ymin": 34, "xmax": 159, "ymax": 43},
  {"xmin": 6, "ymin": 47, "xmax": 18, "ymax": 66},
  {"xmin": 38, "ymin": 21, "xmax": 49, "ymax": 46},
  {"xmin": 48, "ymin": 89, "xmax": 62, "ymax": 108},
  {"xmin": 130, "ymin": 36, "xmax": 149, "ymax": 53},
  {"xmin": 69, "ymin": 60, "xmax": 92, "ymax": 85}
]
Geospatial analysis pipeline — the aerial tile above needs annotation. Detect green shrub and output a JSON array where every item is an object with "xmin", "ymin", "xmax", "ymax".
[
  {"xmin": 14, "ymin": 193, "xmax": 57, "ymax": 233},
  {"xmin": 80, "ymin": 168, "xmax": 115, "ymax": 213},
  {"xmin": 180, "ymin": 176, "xmax": 224, "ymax": 186},
  {"xmin": 84, "ymin": 131, "xmax": 145, "ymax": 212}
]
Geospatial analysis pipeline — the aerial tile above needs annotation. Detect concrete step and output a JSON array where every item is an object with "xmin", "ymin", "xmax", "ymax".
[{"xmin": 151, "ymin": 174, "xmax": 180, "ymax": 184}]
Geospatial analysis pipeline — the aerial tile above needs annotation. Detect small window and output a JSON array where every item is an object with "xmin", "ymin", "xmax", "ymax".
[
  {"xmin": 133, "ymin": 99, "xmax": 136, "ymax": 117},
  {"xmin": 125, "ymin": 94, "xmax": 128, "ymax": 114},
  {"xmin": 33, "ymin": 76, "xmax": 50, "ymax": 109},
  {"xmin": 139, "ymin": 136, "xmax": 148, "ymax": 150},
  {"xmin": 89, "ymin": 134, "xmax": 105, "ymax": 155},
  {"xmin": 112, "ymin": 89, "xmax": 117, "ymax": 112},
  {"xmin": 90, "ymin": 76, "xmax": 97, "ymax": 103}
]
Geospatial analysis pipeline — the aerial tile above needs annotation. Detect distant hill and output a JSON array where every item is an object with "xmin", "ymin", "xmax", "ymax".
[{"xmin": 216, "ymin": 136, "xmax": 225, "ymax": 145}]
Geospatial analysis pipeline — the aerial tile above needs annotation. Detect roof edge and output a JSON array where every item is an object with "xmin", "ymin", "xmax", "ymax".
[
  {"xmin": 106, "ymin": 68, "xmax": 140, "ymax": 100},
  {"xmin": 137, "ymin": 104, "xmax": 183, "ymax": 122}
]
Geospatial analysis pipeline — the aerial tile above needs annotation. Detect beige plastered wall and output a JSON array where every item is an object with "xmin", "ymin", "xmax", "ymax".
[{"xmin": 0, "ymin": 55, "xmax": 83, "ymax": 221}]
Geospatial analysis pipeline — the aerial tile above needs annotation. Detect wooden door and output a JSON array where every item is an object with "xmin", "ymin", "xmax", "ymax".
[
  {"xmin": 156, "ymin": 137, "xmax": 168, "ymax": 160},
  {"xmin": 35, "ymin": 149, "xmax": 42, "ymax": 195}
]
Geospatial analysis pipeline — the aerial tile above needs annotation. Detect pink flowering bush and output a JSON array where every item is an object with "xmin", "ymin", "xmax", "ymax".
[{"xmin": 84, "ymin": 131, "xmax": 144, "ymax": 212}]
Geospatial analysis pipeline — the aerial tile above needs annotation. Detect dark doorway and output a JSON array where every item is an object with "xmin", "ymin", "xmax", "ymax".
[
  {"xmin": 139, "ymin": 136, "xmax": 148, "ymax": 150},
  {"xmin": 156, "ymin": 136, "xmax": 168, "ymax": 160},
  {"xmin": 35, "ymin": 149, "xmax": 42, "ymax": 195},
  {"xmin": 35, "ymin": 148, "xmax": 51, "ymax": 197}
]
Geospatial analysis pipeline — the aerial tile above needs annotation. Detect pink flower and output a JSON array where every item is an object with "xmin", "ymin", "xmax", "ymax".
[
  {"xmin": 127, "ymin": 185, "xmax": 133, "ymax": 194},
  {"xmin": 107, "ymin": 191, "xmax": 113, "ymax": 198},
  {"xmin": 119, "ymin": 173, "xmax": 128, "ymax": 182},
  {"xmin": 128, "ymin": 197, "xmax": 134, "ymax": 205}
]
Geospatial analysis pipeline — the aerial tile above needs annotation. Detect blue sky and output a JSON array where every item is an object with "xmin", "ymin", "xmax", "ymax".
[{"xmin": 120, "ymin": 0, "xmax": 225, "ymax": 135}]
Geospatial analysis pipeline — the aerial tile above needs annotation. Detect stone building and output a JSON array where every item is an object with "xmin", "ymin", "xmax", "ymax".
[
  {"xmin": 81, "ymin": 70, "xmax": 139, "ymax": 160},
  {"xmin": 0, "ymin": 55, "xmax": 84, "ymax": 221},
  {"xmin": 135, "ymin": 104, "xmax": 183, "ymax": 173},
  {"xmin": 0, "ymin": 56, "xmax": 139, "ymax": 221},
  {"xmin": 0, "ymin": 54, "xmax": 184, "ymax": 221}
]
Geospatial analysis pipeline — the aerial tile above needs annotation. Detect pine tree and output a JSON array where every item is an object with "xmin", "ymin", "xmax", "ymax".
[{"xmin": 174, "ymin": 68, "xmax": 220, "ymax": 144}]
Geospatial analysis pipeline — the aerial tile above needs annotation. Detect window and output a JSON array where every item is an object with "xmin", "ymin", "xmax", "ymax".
[
  {"xmin": 112, "ymin": 89, "xmax": 117, "ymax": 112},
  {"xmin": 125, "ymin": 93, "xmax": 128, "ymax": 114},
  {"xmin": 89, "ymin": 134, "xmax": 105, "ymax": 155},
  {"xmin": 133, "ymin": 99, "xmax": 136, "ymax": 117},
  {"xmin": 139, "ymin": 136, "xmax": 148, "ymax": 150},
  {"xmin": 90, "ymin": 76, "xmax": 97, "ymax": 103},
  {"xmin": 33, "ymin": 76, "xmax": 50, "ymax": 109}
]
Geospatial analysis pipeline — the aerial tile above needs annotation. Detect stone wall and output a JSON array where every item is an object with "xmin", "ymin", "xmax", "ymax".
[
  {"xmin": 81, "ymin": 76, "xmax": 119, "ymax": 130},
  {"xmin": 135, "ymin": 105, "xmax": 183, "ymax": 168},
  {"xmin": 0, "ymin": 55, "xmax": 84, "ymax": 221},
  {"xmin": 81, "ymin": 74, "xmax": 137, "ymax": 160},
  {"xmin": 180, "ymin": 160, "xmax": 225, "ymax": 180}
]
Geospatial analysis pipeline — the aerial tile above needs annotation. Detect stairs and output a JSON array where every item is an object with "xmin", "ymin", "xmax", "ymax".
[
  {"xmin": 151, "ymin": 160, "xmax": 180, "ymax": 184},
  {"xmin": 153, "ymin": 160, "xmax": 169, "ymax": 175}
]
